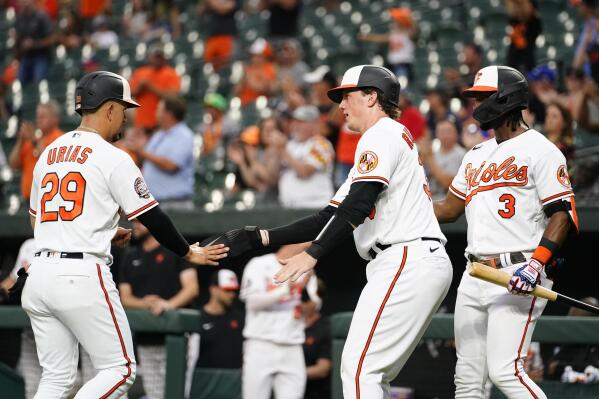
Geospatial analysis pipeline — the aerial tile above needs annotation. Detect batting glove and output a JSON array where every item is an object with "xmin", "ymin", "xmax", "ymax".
[{"xmin": 508, "ymin": 259, "xmax": 543, "ymax": 295}]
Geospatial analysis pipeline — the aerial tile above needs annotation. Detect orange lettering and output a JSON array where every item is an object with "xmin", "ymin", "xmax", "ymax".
[
  {"xmin": 47, "ymin": 148, "xmax": 57, "ymax": 165},
  {"xmin": 68, "ymin": 146, "xmax": 81, "ymax": 162},
  {"xmin": 64, "ymin": 145, "xmax": 73, "ymax": 162},
  {"xmin": 77, "ymin": 147, "xmax": 92, "ymax": 164},
  {"xmin": 56, "ymin": 146, "xmax": 67, "ymax": 163}
]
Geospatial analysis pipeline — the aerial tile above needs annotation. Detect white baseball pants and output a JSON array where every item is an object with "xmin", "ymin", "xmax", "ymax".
[
  {"xmin": 242, "ymin": 338, "xmax": 306, "ymax": 399},
  {"xmin": 340, "ymin": 240, "xmax": 453, "ymax": 399},
  {"xmin": 21, "ymin": 255, "xmax": 136, "ymax": 399},
  {"xmin": 454, "ymin": 262, "xmax": 552, "ymax": 399}
]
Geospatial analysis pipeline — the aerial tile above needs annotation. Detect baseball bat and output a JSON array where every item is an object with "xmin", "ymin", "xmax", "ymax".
[{"xmin": 468, "ymin": 262, "xmax": 599, "ymax": 315}]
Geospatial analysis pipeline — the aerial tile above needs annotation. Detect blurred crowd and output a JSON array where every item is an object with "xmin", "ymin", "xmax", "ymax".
[{"xmin": 1, "ymin": 0, "xmax": 599, "ymax": 211}]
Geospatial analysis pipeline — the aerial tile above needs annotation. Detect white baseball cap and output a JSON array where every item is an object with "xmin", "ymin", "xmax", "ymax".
[{"xmin": 212, "ymin": 269, "xmax": 239, "ymax": 291}]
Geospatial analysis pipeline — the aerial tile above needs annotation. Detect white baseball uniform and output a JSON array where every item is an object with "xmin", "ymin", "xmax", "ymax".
[
  {"xmin": 239, "ymin": 253, "xmax": 319, "ymax": 399},
  {"xmin": 449, "ymin": 129, "xmax": 577, "ymax": 398},
  {"xmin": 279, "ymin": 135, "xmax": 335, "ymax": 208},
  {"xmin": 330, "ymin": 117, "xmax": 453, "ymax": 399},
  {"xmin": 22, "ymin": 130, "xmax": 158, "ymax": 398}
]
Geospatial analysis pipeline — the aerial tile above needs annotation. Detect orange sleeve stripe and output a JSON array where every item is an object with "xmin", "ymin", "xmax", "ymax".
[
  {"xmin": 541, "ymin": 190, "xmax": 574, "ymax": 204},
  {"xmin": 532, "ymin": 246, "xmax": 553, "ymax": 264},
  {"xmin": 29, "ymin": 208, "xmax": 37, "ymax": 216},
  {"xmin": 126, "ymin": 200, "xmax": 158, "ymax": 220},
  {"xmin": 329, "ymin": 200, "xmax": 341, "ymax": 207},
  {"xmin": 449, "ymin": 185, "xmax": 466, "ymax": 199},
  {"xmin": 352, "ymin": 176, "xmax": 390, "ymax": 185}
]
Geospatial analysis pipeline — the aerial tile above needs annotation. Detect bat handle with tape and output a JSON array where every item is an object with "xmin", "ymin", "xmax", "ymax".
[{"xmin": 468, "ymin": 262, "xmax": 557, "ymax": 301}]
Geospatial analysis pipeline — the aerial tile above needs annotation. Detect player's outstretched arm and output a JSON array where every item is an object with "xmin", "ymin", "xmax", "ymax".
[
  {"xmin": 433, "ymin": 191, "xmax": 465, "ymax": 223},
  {"xmin": 137, "ymin": 206, "xmax": 228, "ymax": 265}
]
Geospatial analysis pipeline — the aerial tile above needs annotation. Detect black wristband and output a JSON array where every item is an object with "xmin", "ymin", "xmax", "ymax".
[
  {"xmin": 539, "ymin": 237, "xmax": 559, "ymax": 254},
  {"xmin": 306, "ymin": 243, "xmax": 326, "ymax": 260},
  {"xmin": 137, "ymin": 206, "xmax": 189, "ymax": 257}
]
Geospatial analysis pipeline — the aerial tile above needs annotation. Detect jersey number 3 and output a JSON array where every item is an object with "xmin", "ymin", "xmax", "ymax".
[
  {"xmin": 498, "ymin": 194, "xmax": 516, "ymax": 219},
  {"xmin": 40, "ymin": 172, "xmax": 86, "ymax": 222}
]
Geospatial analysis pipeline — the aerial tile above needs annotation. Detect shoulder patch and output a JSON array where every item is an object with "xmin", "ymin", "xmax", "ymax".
[
  {"xmin": 134, "ymin": 177, "xmax": 151, "ymax": 199},
  {"xmin": 556, "ymin": 165, "xmax": 571, "ymax": 188},
  {"xmin": 357, "ymin": 151, "xmax": 378, "ymax": 174}
]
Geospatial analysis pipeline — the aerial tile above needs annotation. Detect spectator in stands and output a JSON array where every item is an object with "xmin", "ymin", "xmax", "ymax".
[
  {"xmin": 333, "ymin": 122, "xmax": 361, "ymax": 188},
  {"xmin": 359, "ymin": 7, "xmax": 416, "ymax": 86},
  {"xmin": 57, "ymin": 8, "xmax": 84, "ymax": 50},
  {"xmin": 544, "ymin": 102, "xmax": 575, "ymax": 165},
  {"xmin": 119, "ymin": 220, "xmax": 199, "ymax": 399},
  {"xmin": 199, "ymin": 0, "xmax": 240, "ymax": 71},
  {"xmin": 278, "ymin": 105, "xmax": 335, "ymax": 208},
  {"xmin": 528, "ymin": 64, "xmax": 559, "ymax": 125},
  {"xmin": 302, "ymin": 279, "xmax": 331, "ymax": 399},
  {"xmin": 122, "ymin": 0, "xmax": 151, "ymax": 40},
  {"xmin": 8, "ymin": 101, "xmax": 63, "ymax": 201},
  {"xmin": 276, "ymin": 38, "xmax": 309, "ymax": 90},
  {"xmin": 445, "ymin": 43, "xmax": 483, "ymax": 99},
  {"xmin": 303, "ymin": 65, "xmax": 341, "ymax": 139},
  {"xmin": 420, "ymin": 119, "xmax": 466, "ymax": 200},
  {"xmin": 546, "ymin": 297, "xmax": 599, "ymax": 383},
  {"xmin": 398, "ymin": 91, "xmax": 426, "ymax": 142},
  {"xmin": 79, "ymin": 0, "xmax": 109, "ymax": 33},
  {"xmin": 559, "ymin": 67, "xmax": 586, "ymax": 120},
  {"xmin": 505, "ymin": 0, "xmax": 542, "ymax": 73},
  {"xmin": 89, "ymin": 15, "xmax": 118, "ymax": 49},
  {"xmin": 227, "ymin": 117, "xmax": 284, "ymax": 204},
  {"xmin": 130, "ymin": 46, "xmax": 181, "ymax": 132},
  {"xmin": 425, "ymin": 88, "xmax": 458, "ymax": 137},
  {"xmin": 258, "ymin": 0, "xmax": 302, "ymax": 40},
  {"xmin": 148, "ymin": 0, "xmax": 181, "ymax": 40},
  {"xmin": 240, "ymin": 243, "xmax": 319, "ymax": 399},
  {"xmin": 198, "ymin": 93, "xmax": 239, "ymax": 155},
  {"xmin": 195, "ymin": 269, "xmax": 244, "ymax": 369},
  {"xmin": 461, "ymin": 117, "xmax": 493, "ymax": 150},
  {"xmin": 572, "ymin": 0, "xmax": 598, "ymax": 74},
  {"xmin": 14, "ymin": 0, "xmax": 54, "ymax": 87},
  {"xmin": 135, "ymin": 97, "xmax": 195, "ymax": 210},
  {"xmin": 577, "ymin": 74, "xmax": 599, "ymax": 133},
  {"xmin": 236, "ymin": 38, "xmax": 277, "ymax": 107}
]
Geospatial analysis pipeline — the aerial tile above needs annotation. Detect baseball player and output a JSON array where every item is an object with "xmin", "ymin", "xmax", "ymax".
[
  {"xmin": 203, "ymin": 65, "xmax": 453, "ymax": 399},
  {"xmin": 239, "ymin": 243, "xmax": 319, "ymax": 399},
  {"xmin": 20, "ymin": 70, "xmax": 227, "ymax": 399},
  {"xmin": 433, "ymin": 65, "xmax": 578, "ymax": 398}
]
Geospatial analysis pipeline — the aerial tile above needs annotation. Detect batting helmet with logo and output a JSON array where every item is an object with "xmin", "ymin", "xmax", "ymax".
[
  {"xmin": 462, "ymin": 65, "xmax": 528, "ymax": 130},
  {"xmin": 327, "ymin": 65, "xmax": 400, "ymax": 107},
  {"xmin": 74, "ymin": 71, "xmax": 140, "ymax": 115}
]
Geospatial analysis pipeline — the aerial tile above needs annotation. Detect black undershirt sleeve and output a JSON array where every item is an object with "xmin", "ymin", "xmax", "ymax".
[
  {"xmin": 306, "ymin": 181, "xmax": 384, "ymax": 259},
  {"xmin": 267, "ymin": 205, "xmax": 336, "ymax": 245},
  {"xmin": 136, "ymin": 206, "xmax": 189, "ymax": 257}
]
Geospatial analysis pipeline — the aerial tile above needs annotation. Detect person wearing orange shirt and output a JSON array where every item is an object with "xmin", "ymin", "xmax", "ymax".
[
  {"xmin": 236, "ymin": 39, "xmax": 277, "ymax": 107},
  {"xmin": 130, "ymin": 47, "xmax": 181, "ymax": 132},
  {"xmin": 8, "ymin": 100, "xmax": 63, "ymax": 200}
]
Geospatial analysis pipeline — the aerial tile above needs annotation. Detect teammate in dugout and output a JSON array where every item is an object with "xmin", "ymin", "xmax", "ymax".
[
  {"xmin": 434, "ymin": 66, "xmax": 579, "ymax": 399},
  {"xmin": 202, "ymin": 65, "xmax": 453, "ymax": 399},
  {"xmin": 19, "ymin": 71, "xmax": 228, "ymax": 399}
]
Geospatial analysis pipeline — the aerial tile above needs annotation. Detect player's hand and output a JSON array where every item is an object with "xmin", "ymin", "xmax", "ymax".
[
  {"xmin": 508, "ymin": 259, "xmax": 543, "ymax": 295},
  {"xmin": 150, "ymin": 299, "xmax": 172, "ymax": 316},
  {"xmin": 200, "ymin": 227, "xmax": 264, "ymax": 258},
  {"xmin": 111, "ymin": 227, "xmax": 132, "ymax": 248},
  {"xmin": 274, "ymin": 251, "xmax": 317, "ymax": 283},
  {"xmin": 184, "ymin": 242, "xmax": 229, "ymax": 266}
]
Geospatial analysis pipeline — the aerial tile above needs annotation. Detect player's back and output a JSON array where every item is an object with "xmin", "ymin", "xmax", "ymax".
[{"xmin": 29, "ymin": 131, "xmax": 153, "ymax": 261}]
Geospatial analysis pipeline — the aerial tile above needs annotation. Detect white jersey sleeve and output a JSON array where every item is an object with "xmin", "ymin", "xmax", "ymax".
[
  {"xmin": 351, "ymin": 129, "xmax": 398, "ymax": 186},
  {"xmin": 29, "ymin": 162, "xmax": 41, "ymax": 217},
  {"xmin": 449, "ymin": 155, "xmax": 468, "ymax": 201},
  {"xmin": 239, "ymin": 259, "xmax": 266, "ymax": 301},
  {"xmin": 533, "ymin": 149, "xmax": 574, "ymax": 205},
  {"xmin": 304, "ymin": 136, "xmax": 335, "ymax": 171},
  {"xmin": 108, "ymin": 156, "xmax": 158, "ymax": 220}
]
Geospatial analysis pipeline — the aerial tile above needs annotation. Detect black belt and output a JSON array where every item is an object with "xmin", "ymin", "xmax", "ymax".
[
  {"xmin": 368, "ymin": 237, "xmax": 443, "ymax": 260},
  {"xmin": 468, "ymin": 252, "xmax": 527, "ymax": 269},
  {"xmin": 34, "ymin": 251, "xmax": 84, "ymax": 259}
]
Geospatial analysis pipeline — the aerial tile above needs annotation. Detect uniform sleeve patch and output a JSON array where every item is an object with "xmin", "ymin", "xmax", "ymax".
[
  {"xmin": 134, "ymin": 177, "xmax": 151, "ymax": 199},
  {"xmin": 357, "ymin": 151, "xmax": 378, "ymax": 174},
  {"xmin": 557, "ymin": 165, "xmax": 571, "ymax": 188}
]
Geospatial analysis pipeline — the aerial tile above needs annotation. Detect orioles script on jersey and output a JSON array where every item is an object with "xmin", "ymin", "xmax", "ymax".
[
  {"xmin": 464, "ymin": 156, "xmax": 528, "ymax": 203},
  {"xmin": 47, "ymin": 146, "xmax": 93, "ymax": 165}
]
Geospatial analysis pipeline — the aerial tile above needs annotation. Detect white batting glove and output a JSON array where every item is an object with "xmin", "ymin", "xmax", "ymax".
[{"xmin": 508, "ymin": 259, "xmax": 543, "ymax": 295}]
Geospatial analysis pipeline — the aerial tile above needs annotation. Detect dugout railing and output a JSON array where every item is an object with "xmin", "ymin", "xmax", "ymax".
[{"xmin": 1, "ymin": 308, "xmax": 599, "ymax": 398}]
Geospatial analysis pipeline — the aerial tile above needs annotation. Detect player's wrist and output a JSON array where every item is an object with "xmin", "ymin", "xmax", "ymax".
[{"xmin": 532, "ymin": 237, "xmax": 559, "ymax": 265}]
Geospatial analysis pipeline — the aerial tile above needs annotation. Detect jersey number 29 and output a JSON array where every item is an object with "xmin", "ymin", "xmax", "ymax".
[{"xmin": 40, "ymin": 172, "xmax": 86, "ymax": 222}]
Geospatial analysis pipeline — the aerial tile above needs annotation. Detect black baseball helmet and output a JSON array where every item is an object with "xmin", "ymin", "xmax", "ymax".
[
  {"xmin": 327, "ymin": 65, "xmax": 400, "ymax": 107},
  {"xmin": 463, "ymin": 65, "xmax": 528, "ymax": 130},
  {"xmin": 75, "ymin": 71, "xmax": 140, "ymax": 115}
]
